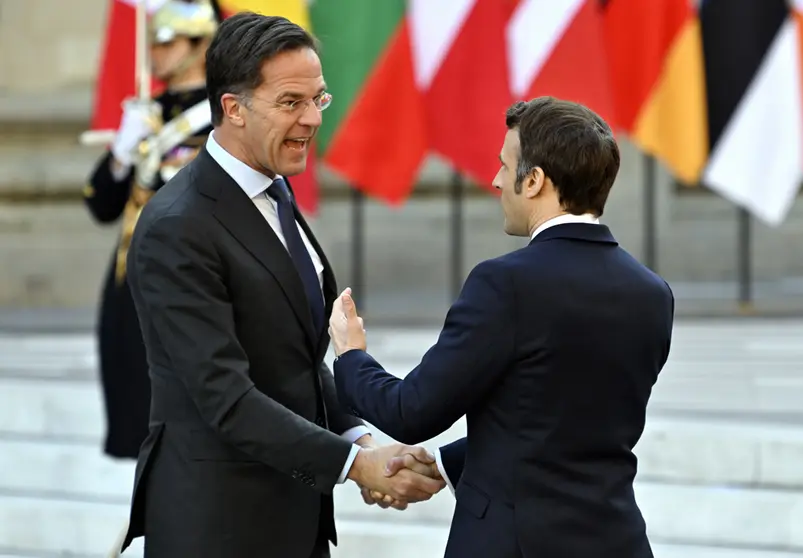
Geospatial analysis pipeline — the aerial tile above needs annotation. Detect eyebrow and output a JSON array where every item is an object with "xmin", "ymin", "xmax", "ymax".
[{"xmin": 278, "ymin": 85, "xmax": 327, "ymax": 100}]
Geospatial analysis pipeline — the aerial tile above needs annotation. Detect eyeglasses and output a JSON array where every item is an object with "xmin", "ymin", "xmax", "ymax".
[{"xmin": 265, "ymin": 92, "xmax": 333, "ymax": 113}]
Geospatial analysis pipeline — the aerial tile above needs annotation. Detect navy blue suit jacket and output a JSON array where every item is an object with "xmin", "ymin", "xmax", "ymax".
[{"xmin": 333, "ymin": 223, "xmax": 674, "ymax": 558}]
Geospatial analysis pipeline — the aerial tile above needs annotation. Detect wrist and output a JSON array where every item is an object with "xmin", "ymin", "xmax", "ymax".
[
  {"xmin": 355, "ymin": 434, "xmax": 377, "ymax": 449},
  {"xmin": 335, "ymin": 347, "xmax": 362, "ymax": 359},
  {"xmin": 347, "ymin": 447, "xmax": 368, "ymax": 485}
]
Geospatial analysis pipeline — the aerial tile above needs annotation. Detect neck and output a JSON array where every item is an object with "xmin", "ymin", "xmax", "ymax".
[{"xmin": 527, "ymin": 209, "xmax": 569, "ymax": 238}]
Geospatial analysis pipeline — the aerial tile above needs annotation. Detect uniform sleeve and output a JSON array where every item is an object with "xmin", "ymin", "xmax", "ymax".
[{"xmin": 84, "ymin": 151, "xmax": 134, "ymax": 224}]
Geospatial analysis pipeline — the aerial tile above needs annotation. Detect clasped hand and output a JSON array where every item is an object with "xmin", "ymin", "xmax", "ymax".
[{"xmin": 349, "ymin": 442, "xmax": 446, "ymax": 511}]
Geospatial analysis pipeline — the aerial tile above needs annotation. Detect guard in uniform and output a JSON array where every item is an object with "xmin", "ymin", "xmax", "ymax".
[{"xmin": 84, "ymin": 0, "xmax": 217, "ymax": 460}]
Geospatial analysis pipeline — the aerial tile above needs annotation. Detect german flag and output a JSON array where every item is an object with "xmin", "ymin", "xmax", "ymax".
[
  {"xmin": 601, "ymin": 0, "xmax": 708, "ymax": 185},
  {"xmin": 700, "ymin": 0, "xmax": 802, "ymax": 226}
]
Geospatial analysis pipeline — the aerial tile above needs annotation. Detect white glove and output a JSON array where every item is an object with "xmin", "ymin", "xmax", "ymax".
[{"xmin": 111, "ymin": 99, "xmax": 159, "ymax": 167}]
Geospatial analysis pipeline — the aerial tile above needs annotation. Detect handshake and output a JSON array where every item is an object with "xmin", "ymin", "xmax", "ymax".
[{"xmin": 347, "ymin": 440, "xmax": 446, "ymax": 510}]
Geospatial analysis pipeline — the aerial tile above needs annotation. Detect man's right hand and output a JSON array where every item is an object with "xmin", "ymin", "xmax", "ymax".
[{"xmin": 347, "ymin": 444, "xmax": 446, "ymax": 503}]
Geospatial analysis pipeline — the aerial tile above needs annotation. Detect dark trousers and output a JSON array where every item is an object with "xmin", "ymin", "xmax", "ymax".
[{"xmin": 309, "ymin": 530, "xmax": 330, "ymax": 558}]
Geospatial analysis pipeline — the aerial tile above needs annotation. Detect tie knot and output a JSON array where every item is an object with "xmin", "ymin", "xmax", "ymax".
[{"xmin": 267, "ymin": 177, "xmax": 291, "ymax": 204}]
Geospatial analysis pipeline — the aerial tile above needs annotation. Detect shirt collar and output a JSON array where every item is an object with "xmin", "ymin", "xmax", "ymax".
[
  {"xmin": 205, "ymin": 131, "xmax": 281, "ymax": 199},
  {"xmin": 531, "ymin": 213, "xmax": 600, "ymax": 240}
]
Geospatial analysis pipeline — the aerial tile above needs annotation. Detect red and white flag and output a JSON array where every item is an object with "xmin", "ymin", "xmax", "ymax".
[
  {"xmin": 409, "ymin": 0, "xmax": 518, "ymax": 189},
  {"xmin": 90, "ymin": 0, "xmax": 167, "ymax": 133},
  {"xmin": 507, "ymin": 0, "xmax": 616, "ymax": 129}
]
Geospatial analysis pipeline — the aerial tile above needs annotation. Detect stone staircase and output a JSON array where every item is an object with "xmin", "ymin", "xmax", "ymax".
[{"xmin": 1, "ymin": 321, "xmax": 803, "ymax": 557}]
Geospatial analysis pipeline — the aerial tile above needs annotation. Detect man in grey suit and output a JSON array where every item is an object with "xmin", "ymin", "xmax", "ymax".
[{"xmin": 120, "ymin": 12, "xmax": 444, "ymax": 558}]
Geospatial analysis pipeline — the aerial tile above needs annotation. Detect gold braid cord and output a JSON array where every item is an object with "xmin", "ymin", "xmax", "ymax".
[{"xmin": 114, "ymin": 183, "xmax": 154, "ymax": 284}]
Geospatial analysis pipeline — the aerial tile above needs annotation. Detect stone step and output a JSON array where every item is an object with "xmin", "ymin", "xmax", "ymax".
[
  {"xmin": 0, "ymin": 495, "xmax": 802, "ymax": 558},
  {"xmin": 4, "ymin": 374, "xmax": 803, "ymax": 489},
  {"xmin": 2, "ymin": 434, "xmax": 803, "ymax": 552}
]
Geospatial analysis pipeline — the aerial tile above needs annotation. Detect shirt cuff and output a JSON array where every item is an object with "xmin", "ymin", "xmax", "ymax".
[
  {"xmin": 337, "ymin": 444, "xmax": 362, "ymax": 484},
  {"xmin": 340, "ymin": 425, "xmax": 371, "ymax": 444},
  {"xmin": 435, "ymin": 448, "xmax": 456, "ymax": 496}
]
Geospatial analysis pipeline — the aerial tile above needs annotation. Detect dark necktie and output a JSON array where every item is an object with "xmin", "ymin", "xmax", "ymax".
[{"xmin": 266, "ymin": 178, "xmax": 325, "ymax": 334}]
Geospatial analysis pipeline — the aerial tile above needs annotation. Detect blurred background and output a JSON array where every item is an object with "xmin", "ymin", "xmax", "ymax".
[{"xmin": 2, "ymin": 0, "xmax": 803, "ymax": 557}]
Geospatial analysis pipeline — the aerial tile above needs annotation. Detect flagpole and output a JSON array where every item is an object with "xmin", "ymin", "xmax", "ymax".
[
  {"xmin": 450, "ymin": 170, "xmax": 464, "ymax": 301},
  {"xmin": 643, "ymin": 154, "xmax": 657, "ymax": 271},
  {"xmin": 351, "ymin": 188, "xmax": 365, "ymax": 311},
  {"xmin": 737, "ymin": 207, "xmax": 753, "ymax": 313}
]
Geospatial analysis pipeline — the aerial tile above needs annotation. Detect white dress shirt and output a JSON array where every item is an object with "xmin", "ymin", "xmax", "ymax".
[
  {"xmin": 206, "ymin": 132, "xmax": 369, "ymax": 484},
  {"xmin": 435, "ymin": 212, "xmax": 601, "ymax": 495}
]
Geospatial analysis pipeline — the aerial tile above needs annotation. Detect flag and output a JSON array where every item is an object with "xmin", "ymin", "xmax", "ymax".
[
  {"xmin": 408, "ymin": 0, "xmax": 517, "ymax": 189},
  {"xmin": 214, "ymin": 0, "xmax": 308, "ymax": 23},
  {"xmin": 215, "ymin": 0, "xmax": 319, "ymax": 214},
  {"xmin": 602, "ymin": 0, "xmax": 708, "ymax": 185},
  {"xmin": 507, "ymin": 0, "xmax": 616, "ymax": 132},
  {"xmin": 311, "ymin": 1, "xmax": 428, "ymax": 205},
  {"xmin": 700, "ymin": 0, "xmax": 802, "ymax": 226},
  {"xmin": 90, "ymin": 0, "xmax": 167, "ymax": 132}
]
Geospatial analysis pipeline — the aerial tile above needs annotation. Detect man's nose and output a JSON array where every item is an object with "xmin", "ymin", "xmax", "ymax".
[{"xmin": 298, "ymin": 101, "xmax": 323, "ymax": 127}]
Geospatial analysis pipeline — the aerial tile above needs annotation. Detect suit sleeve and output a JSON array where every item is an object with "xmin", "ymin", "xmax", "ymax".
[
  {"xmin": 438, "ymin": 437, "xmax": 467, "ymax": 491},
  {"xmin": 128, "ymin": 213, "xmax": 354, "ymax": 494},
  {"xmin": 333, "ymin": 259, "xmax": 516, "ymax": 444},
  {"xmin": 318, "ymin": 361, "xmax": 365, "ymax": 436},
  {"xmin": 84, "ymin": 151, "xmax": 134, "ymax": 224}
]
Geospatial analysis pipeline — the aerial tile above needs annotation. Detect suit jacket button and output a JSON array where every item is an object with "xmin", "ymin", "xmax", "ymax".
[{"xmin": 315, "ymin": 417, "xmax": 325, "ymax": 427}]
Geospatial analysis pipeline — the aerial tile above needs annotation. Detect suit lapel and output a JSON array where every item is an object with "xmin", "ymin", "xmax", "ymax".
[{"xmin": 194, "ymin": 149, "xmax": 319, "ymax": 352}]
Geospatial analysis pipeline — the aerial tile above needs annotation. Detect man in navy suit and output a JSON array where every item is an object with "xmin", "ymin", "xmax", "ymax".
[{"xmin": 327, "ymin": 96, "xmax": 674, "ymax": 558}]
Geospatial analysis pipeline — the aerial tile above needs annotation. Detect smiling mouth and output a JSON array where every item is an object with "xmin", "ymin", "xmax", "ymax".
[{"xmin": 283, "ymin": 138, "xmax": 309, "ymax": 151}]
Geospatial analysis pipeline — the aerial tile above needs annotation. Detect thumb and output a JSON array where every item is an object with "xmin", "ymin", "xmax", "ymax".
[
  {"xmin": 383, "ymin": 456, "xmax": 406, "ymax": 477},
  {"xmin": 403, "ymin": 445, "xmax": 436, "ymax": 464},
  {"xmin": 342, "ymin": 293, "xmax": 359, "ymax": 320}
]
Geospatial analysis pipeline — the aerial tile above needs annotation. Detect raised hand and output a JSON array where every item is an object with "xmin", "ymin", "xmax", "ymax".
[{"xmin": 328, "ymin": 287, "xmax": 366, "ymax": 356}]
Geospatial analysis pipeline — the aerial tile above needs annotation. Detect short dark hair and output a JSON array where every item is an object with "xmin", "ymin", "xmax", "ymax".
[
  {"xmin": 505, "ymin": 96, "xmax": 620, "ymax": 216},
  {"xmin": 205, "ymin": 12, "xmax": 318, "ymax": 126}
]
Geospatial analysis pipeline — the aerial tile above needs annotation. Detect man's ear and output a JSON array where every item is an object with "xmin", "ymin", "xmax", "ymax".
[
  {"xmin": 524, "ymin": 167, "xmax": 545, "ymax": 199},
  {"xmin": 220, "ymin": 93, "xmax": 246, "ymax": 127}
]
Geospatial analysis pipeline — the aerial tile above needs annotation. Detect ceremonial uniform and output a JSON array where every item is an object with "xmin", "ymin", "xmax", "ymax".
[{"xmin": 84, "ymin": 0, "xmax": 216, "ymax": 459}]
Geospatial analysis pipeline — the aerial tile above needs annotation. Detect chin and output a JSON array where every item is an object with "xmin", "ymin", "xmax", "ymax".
[{"xmin": 280, "ymin": 163, "xmax": 307, "ymax": 177}]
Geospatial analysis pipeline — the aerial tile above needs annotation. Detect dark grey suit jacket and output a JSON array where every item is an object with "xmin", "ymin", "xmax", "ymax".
[{"xmin": 121, "ymin": 147, "xmax": 363, "ymax": 558}]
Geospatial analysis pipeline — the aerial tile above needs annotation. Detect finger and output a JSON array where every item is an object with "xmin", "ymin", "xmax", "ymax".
[
  {"xmin": 360, "ymin": 487, "xmax": 375, "ymax": 506},
  {"xmin": 399, "ymin": 454, "xmax": 440, "ymax": 478},
  {"xmin": 402, "ymin": 445, "xmax": 436, "ymax": 464},
  {"xmin": 383, "ymin": 456, "xmax": 407, "ymax": 477},
  {"xmin": 394, "ymin": 471, "xmax": 446, "ymax": 501},
  {"xmin": 370, "ymin": 490, "xmax": 391, "ymax": 508},
  {"xmin": 390, "ymin": 500, "xmax": 409, "ymax": 511},
  {"xmin": 358, "ymin": 317, "xmax": 364, "ymax": 330}
]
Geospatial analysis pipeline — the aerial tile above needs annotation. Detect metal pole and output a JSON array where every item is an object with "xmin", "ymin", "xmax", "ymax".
[
  {"xmin": 737, "ymin": 207, "xmax": 753, "ymax": 312},
  {"xmin": 351, "ymin": 188, "xmax": 365, "ymax": 309},
  {"xmin": 643, "ymin": 154, "xmax": 657, "ymax": 272},
  {"xmin": 136, "ymin": 0, "xmax": 150, "ymax": 101},
  {"xmin": 450, "ymin": 171, "xmax": 464, "ymax": 301}
]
